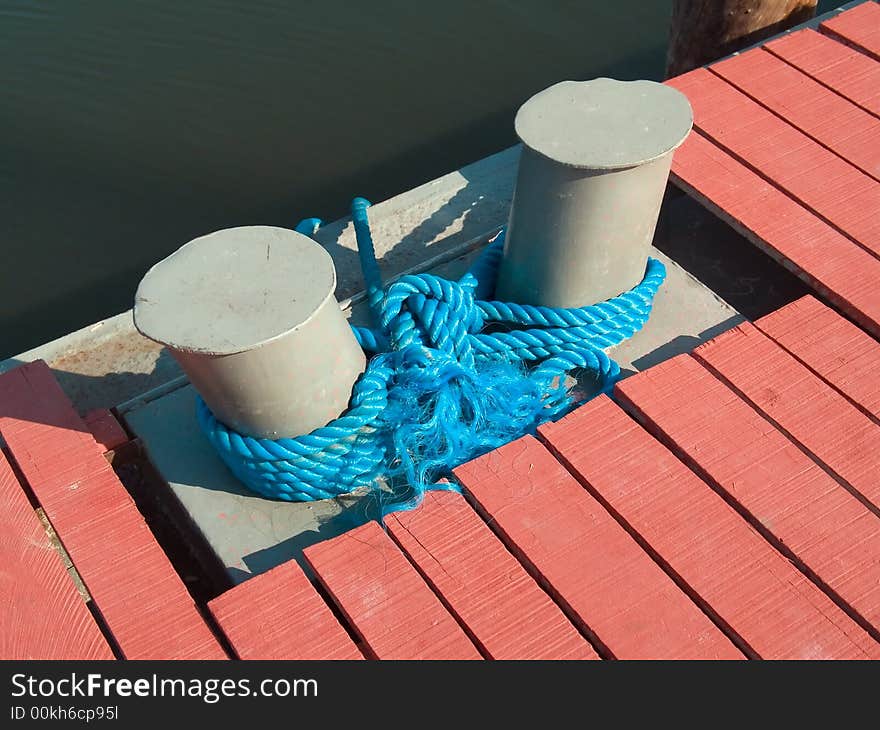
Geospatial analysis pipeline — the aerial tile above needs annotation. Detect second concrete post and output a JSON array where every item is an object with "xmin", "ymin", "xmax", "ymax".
[{"xmin": 495, "ymin": 78, "xmax": 693, "ymax": 309}]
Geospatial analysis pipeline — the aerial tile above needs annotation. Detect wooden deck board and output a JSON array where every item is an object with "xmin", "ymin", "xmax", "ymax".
[
  {"xmin": 209, "ymin": 559, "xmax": 363, "ymax": 660},
  {"xmin": 83, "ymin": 409, "xmax": 130, "ymax": 453},
  {"xmin": 755, "ymin": 295, "xmax": 880, "ymax": 422},
  {"xmin": 670, "ymin": 131, "xmax": 880, "ymax": 338},
  {"xmin": 615, "ymin": 355, "xmax": 880, "ymax": 640},
  {"xmin": 710, "ymin": 48, "xmax": 880, "ymax": 181},
  {"xmin": 0, "ymin": 361, "xmax": 227, "ymax": 660},
  {"xmin": 539, "ymin": 395, "xmax": 880, "ymax": 659},
  {"xmin": 386, "ymin": 490, "xmax": 599, "ymax": 660},
  {"xmin": 765, "ymin": 29, "xmax": 880, "ymax": 117},
  {"xmin": 0, "ymin": 449, "xmax": 114, "ymax": 660},
  {"xmin": 454, "ymin": 436, "xmax": 744, "ymax": 660},
  {"xmin": 667, "ymin": 68, "xmax": 880, "ymax": 260},
  {"xmin": 303, "ymin": 521, "xmax": 482, "ymax": 660},
  {"xmin": 821, "ymin": 1, "xmax": 880, "ymax": 61},
  {"xmin": 693, "ymin": 322, "xmax": 880, "ymax": 515}
]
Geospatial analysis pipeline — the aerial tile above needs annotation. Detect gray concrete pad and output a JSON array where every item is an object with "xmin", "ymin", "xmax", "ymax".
[
  {"xmin": 124, "ymin": 384, "xmax": 376, "ymax": 585},
  {"xmin": 0, "ymin": 309, "xmax": 177, "ymax": 413},
  {"xmin": 123, "ymin": 243, "xmax": 743, "ymax": 585}
]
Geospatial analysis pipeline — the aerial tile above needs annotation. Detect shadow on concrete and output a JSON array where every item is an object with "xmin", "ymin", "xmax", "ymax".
[
  {"xmin": 566, "ymin": 314, "xmax": 743, "ymax": 403},
  {"xmin": 314, "ymin": 147, "xmax": 517, "ymax": 300},
  {"xmin": 654, "ymin": 191, "xmax": 810, "ymax": 321},
  {"xmin": 1, "ymin": 348, "xmax": 183, "ymax": 416},
  {"xmin": 236, "ymin": 493, "xmax": 380, "ymax": 581},
  {"xmin": 124, "ymin": 386, "xmax": 250, "ymax": 497},
  {"xmin": 296, "ymin": 136, "xmax": 519, "ymax": 301},
  {"xmin": 631, "ymin": 315, "xmax": 745, "ymax": 373},
  {"xmin": 120, "ymin": 383, "xmax": 388, "ymax": 586},
  {"xmin": 391, "ymin": 158, "xmax": 512, "ymax": 263}
]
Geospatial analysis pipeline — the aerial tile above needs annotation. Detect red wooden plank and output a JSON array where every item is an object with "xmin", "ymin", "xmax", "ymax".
[
  {"xmin": 0, "ymin": 450, "xmax": 114, "ymax": 660},
  {"xmin": 667, "ymin": 68, "xmax": 880, "ymax": 258},
  {"xmin": 765, "ymin": 28, "xmax": 880, "ymax": 117},
  {"xmin": 0, "ymin": 361, "xmax": 227, "ymax": 660},
  {"xmin": 693, "ymin": 321, "xmax": 880, "ymax": 514},
  {"xmin": 209, "ymin": 560, "xmax": 363, "ymax": 660},
  {"xmin": 821, "ymin": 1, "xmax": 880, "ymax": 61},
  {"xmin": 385, "ymin": 490, "xmax": 599, "ymax": 660},
  {"xmin": 756, "ymin": 295, "xmax": 880, "ymax": 421},
  {"xmin": 83, "ymin": 409, "xmax": 130, "ymax": 452},
  {"xmin": 539, "ymin": 395, "xmax": 880, "ymax": 660},
  {"xmin": 670, "ymin": 130, "xmax": 880, "ymax": 338},
  {"xmin": 454, "ymin": 435, "xmax": 743, "ymax": 660},
  {"xmin": 303, "ymin": 521, "xmax": 482, "ymax": 660},
  {"xmin": 615, "ymin": 354, "xmax": 880, "ymax": 640},
  {"xmin": 710, "ymin": 48, "xmax": 880, "ymax": 181}
]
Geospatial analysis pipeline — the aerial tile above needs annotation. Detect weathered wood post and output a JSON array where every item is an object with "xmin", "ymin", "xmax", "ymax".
[
  {"xmin": 134, "ymin": 226, "xmax": 366, "ymax": 439},
  {"xmin": 666, "ymin": 0, "xmax": 818, "ymax": 78},
  {"xmin": 495, "ymin": 79, "xmax": 693, "ymax": 308}
]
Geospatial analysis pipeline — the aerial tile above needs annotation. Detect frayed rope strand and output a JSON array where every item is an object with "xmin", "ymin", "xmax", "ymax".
[{"xmin": 198, "ymin": 198, "xmax": 664, "ymax": 514}]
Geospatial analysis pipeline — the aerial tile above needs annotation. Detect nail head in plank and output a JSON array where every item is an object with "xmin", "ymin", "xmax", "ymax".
[
  {"xmin": 756, "ymin": 294, "xmax": 880, "ymax": 420},
  {"xmin": 386, "ymin": 489, "xmax": 599, "ymax": 660},
  {"xmin": 209, "ymin": 559, "xmax": 363, "ymax": 660},
  {"xmin": 615, "ymin": 354, "xmax": 880, "ymax": 637},
  {"xmin": 454, "ymin": 435, "xmax": 743, "ymax": 660},
  {"xmin": 539, "ymin": 395, "xmax": 880, "ymax": 660},
  {"xmin": 304, "ymin": 521, "xmax": 482, "ymax": 660}
]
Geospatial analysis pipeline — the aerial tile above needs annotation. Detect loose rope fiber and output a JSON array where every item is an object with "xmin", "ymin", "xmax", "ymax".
[{"xmin": 197, "ymin": 198, "xmax": 665, "ymax": 512}]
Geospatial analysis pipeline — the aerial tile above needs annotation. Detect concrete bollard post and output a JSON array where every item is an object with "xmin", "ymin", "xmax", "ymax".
[
  {"xmin": 495, "ymin": 78, "xmax": 693, "ymax": 309},
  {"xmin": 133, "ymin": 225, "xmax": 366, "ymax": 439}
]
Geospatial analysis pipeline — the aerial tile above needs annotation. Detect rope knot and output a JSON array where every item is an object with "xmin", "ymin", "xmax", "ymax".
[
  {"xmin": 380, "ymin": 273, "xmax": 483, "ymax": 367},
  {"xmin": 197, "ymin": 198, "xmax": 666, "ymax": 513},
  {"xmin": 392, "ymin": 343, "xmax": 455, "ymax": 376}
]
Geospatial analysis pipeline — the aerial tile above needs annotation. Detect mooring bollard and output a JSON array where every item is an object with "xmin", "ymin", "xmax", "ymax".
[
  {"xmin": 133, "ymin": 225, "xmax": 366, "ymax": 439},
  {"xmin": 495, "ymin": 78, "xmax": 693, "ymax": 308}
]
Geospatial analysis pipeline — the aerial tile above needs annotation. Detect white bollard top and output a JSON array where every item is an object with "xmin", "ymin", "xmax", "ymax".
[
  {"xmin": 515, "ymin": 78, "xmax": 693, "ymax": 170},
  {"xmin": 134, "ymin": 226, "xmax": 337, "ymax": 355}
]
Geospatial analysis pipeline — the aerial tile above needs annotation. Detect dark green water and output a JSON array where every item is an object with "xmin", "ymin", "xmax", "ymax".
[{"xmin": 0, "ymin": 1, "xmax": 833, "ymax": 357}]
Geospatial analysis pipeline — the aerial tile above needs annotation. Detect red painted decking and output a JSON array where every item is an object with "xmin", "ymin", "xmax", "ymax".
[
  {"xmin": 0, "ymin": 361, "xmax": 226, "ymax": 660},
  {"xmin": 3, "ymin": 291, "xmax": 880, "ymax": 659},
  {"xmin": 667, "ymin": 1, "xmax": 880, "ymax": 338},
  {"xmin": 2, "ymin": 2, "xmax": 880, "ymax": 661}
]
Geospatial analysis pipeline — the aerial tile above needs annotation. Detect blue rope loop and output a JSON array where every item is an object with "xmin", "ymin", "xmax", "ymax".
[{"xmin": 198, "ymin": 198, "xmax": 666, "ymax": 512}]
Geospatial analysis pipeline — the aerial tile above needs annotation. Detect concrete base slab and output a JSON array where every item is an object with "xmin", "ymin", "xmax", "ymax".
[
  {"xmin": 124, "ymin": 385, "xmax": 376, "ymax": 585},
  {"xmin": 123, "ymin": 244, "xmax": 743, "ymax": 586}
]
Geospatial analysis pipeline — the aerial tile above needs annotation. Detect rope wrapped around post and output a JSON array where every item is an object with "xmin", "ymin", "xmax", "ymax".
[{"xmin": 197, "ymin": 198, "xmax": 666, "ymax": 512}]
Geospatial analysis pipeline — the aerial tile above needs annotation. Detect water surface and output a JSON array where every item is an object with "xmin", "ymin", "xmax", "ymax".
[{"xmin": 3, "ymin": 0, "xmax": 818, "ymax": 356}]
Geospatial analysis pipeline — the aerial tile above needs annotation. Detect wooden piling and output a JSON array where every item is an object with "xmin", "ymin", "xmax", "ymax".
[{"xmin": 666, "ymin": 0, "xmax": 818, "ymax": 78}]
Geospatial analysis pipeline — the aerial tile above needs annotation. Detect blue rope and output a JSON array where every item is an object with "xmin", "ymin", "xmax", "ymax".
[{"xmin": 198, "ymin": 198, "xmax": 666, "ymax": 512}]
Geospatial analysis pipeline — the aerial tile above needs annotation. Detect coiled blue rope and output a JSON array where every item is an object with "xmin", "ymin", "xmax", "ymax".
[{"xmin": 197, "ymin": 197, "xmax": 665, "ymax": 512}]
